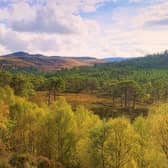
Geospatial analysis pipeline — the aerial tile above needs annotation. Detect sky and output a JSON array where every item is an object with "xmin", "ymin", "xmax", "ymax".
[{"xmin": 0, "ymin": 0, "xmax": 168, "ymax": 58}]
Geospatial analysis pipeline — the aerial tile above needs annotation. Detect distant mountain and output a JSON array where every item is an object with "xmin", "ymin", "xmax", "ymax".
[
  {"xmin": 103, "ymin": 57, "xmax": 130, "ymax": 62},
  {"xmin": 1, "ymin": 51, "xmax": 168, "ymax": 73},
  {"xmin": 0, "ymin": 51, "xmax": 106, "ymax": 72}
]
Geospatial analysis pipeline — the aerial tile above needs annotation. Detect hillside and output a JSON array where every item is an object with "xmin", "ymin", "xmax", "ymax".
[
  {"xmin": 1, "ymin": 51, "xmax": 168, "ymax": 73},
  {"xmin": 107, "ymin": 51, "xmax": 168, "ymax": 69},
  {"xmin": 0, "ymin": 52, "xmax": 106, "ymax": 72},
  {"xmin": 49, "ymin": 50, "xmax": 168, "ymax": 83}
]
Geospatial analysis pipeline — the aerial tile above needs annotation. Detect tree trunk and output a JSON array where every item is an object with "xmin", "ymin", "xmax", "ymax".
[
  {"xmin": 124, "ymin": 88, "xmax": 128, "ymax": 108},
  {"xmin": 132, "ymin": 95, "xmax": 136, "ymax": 109},
  {"xmin": 112, "ymin": 96, "xmax": 115, "ymax": 106},
  {"xmin": 53, "ymin": 88, "xmax": 56, "ymax": 101},
  {"xmin": 47, "ymin": 89, "xmax": 52, "ymax": 105}
]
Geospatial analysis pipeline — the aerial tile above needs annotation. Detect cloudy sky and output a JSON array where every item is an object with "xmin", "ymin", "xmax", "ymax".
[{"xmin": 0, "ymin": 0, "xmax": 168, "ymax": 57}]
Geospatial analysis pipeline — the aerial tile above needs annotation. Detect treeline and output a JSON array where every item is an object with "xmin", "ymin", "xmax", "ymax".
[
  {"xmin": 0, "ymin": 86, "xmax": 168, "ymax": 167},
  {"xmin": 2, "ymin": 69, "xmax": 168, "ymax": 106}
]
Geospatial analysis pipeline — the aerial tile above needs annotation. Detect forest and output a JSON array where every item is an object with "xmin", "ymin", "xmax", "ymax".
[{"xmin": 0, "ymin": 52, "xmax": 168, "ymax": 168}]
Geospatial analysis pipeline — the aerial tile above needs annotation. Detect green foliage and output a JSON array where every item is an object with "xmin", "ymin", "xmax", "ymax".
[
  {"xmin": 43, "ymin": 51, "xmax": 168, "ymax": 105},
  {"xmin": 10, "ymin": 73, "xmax": 35, "ymax": 97},
  {"xmin": 0, "ymin": 64, "xmax": 168, "ymax": 168},
  {"xmin": 80, "ymin": 118, "xmax": 139, "ymax": 168},
  {"xmin": 46, "ymin": 77, "xmax": 65, "ymax": 104},
  {"xmin": 9, "ymin": 97, "xmax": 46, "ymax": 153},
  {"xmin": 0, "ymin": 71, "xmax": 12, "ymax": 87},
  {"xmin": 148, "ymin": 103, "xmax": 168, "ymax": 160},
  {"xmin": 38, "ymin": 98, "xmax": 77, "ymax": 167}
]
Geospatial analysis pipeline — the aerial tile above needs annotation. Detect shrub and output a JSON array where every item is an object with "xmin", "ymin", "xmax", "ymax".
[
  {"xmin": 0, "ymin": 160, "xmax": 11, "ymax": 168},
  {"xmin": 37, "ymin": 156, "xmax": 51, "ymax": 168},
  {"xmin": 9, "ymin": 153, "xmax": 35, "ymax": 168}
]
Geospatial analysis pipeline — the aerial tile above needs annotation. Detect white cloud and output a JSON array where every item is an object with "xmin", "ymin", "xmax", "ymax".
[
  {"xmin": 0, "ymin": 0, "xmax": 168, "ymax": 57},
  {"xmin": 1, "ymin": 0, "xmax": 112, "ymax": 34},
  {"xmin": 0, "ymin": 25, "xmax": 28, "ymax": 51}
]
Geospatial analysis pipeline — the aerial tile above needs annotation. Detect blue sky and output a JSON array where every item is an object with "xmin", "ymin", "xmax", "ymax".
[{"xmin": 0, "ymin": 0, "xmax": 168, "ymax": 57}]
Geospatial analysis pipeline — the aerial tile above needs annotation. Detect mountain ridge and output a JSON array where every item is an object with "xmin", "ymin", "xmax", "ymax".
[
  {"xmin": 0, "ymin": 51, "xmax": 107, "ymax": 72},
  {"xmin": 1, "ymin": 51, "xmax": 168, "ymax": 72}
]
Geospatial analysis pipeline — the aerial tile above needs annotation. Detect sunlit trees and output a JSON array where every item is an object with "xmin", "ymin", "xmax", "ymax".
[
  {"xmin": 133, "ymin": 105, "xmax": 168, "ymax": 168},
  {"xmin": 133, "ymin": 116, "xmax": 149, "ymax": 167},
  {"xmin": 75, "ymin": 105, "xmax": 101, "ymax": 139},
  {"xmin": 0, "ymin": 77, "xmax": 168, "ymax": 168},
  {"xmin": 39, "ymin": 98, "xmax": 77, "ymax": 167},
  {"xmin": 149, "ymin": 104, "xmax": 168, "ymax": 160},
  {"xmin": 105, "ymin": 118, "xmax": 139, "ymax": 168},
  {"xmin": 88, "ymin": 121, "xmax": 109, "ymax": 168},
  {"xmin": 75, "ymin": 106, "xmax": 101, "ymax": 168},
  {"xmin": 85, "ymin": 118, "xmax": 139, "ymax": 168},
  {"xmin": 9, "ymin": 97, "xmax": 46, "ymax": 154},
  {"xmin": 0, "ymin": 86, "xmax": 15, "ymax": 105},
  {"xmin": 0, "ymin": 101, "xmax": 9, "ymax": 130},
  {"xmin": 0, "ymin": 86, "xmax": 14, "ymax": 133},
  {"xmin": 154, "ymin": 114, "xmax": 168, "ymax": 159}
]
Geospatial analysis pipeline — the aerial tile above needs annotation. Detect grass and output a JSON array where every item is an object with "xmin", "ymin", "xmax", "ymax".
[
  {"xmin": 31, "ymin": 91, "xmax": 111, "ymax": 108},
  {"xmin": 31, "ymin": 91, "xmax": 149, "ymax": 120}
]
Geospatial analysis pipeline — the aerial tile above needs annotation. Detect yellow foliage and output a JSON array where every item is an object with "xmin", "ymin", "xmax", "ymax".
[{"xmin": 0, "ymin": 101, "xmax": 9, "ymax": 129}]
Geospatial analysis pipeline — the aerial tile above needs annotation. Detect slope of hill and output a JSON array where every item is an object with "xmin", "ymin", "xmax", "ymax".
[
  {"xmin": 1, "ymin": 51, "xmax": 167, "ymax": 73},
  {"xmin": 50, "ymin": 50, "xmax": 168, "ymax": 82},
  {"xmin": 0, "ymin": 52, "xmax": 106, "ymax": 72},
  {"xmin": 108, "ymin": 51, "xmax": 168, "ymax": 69}
]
